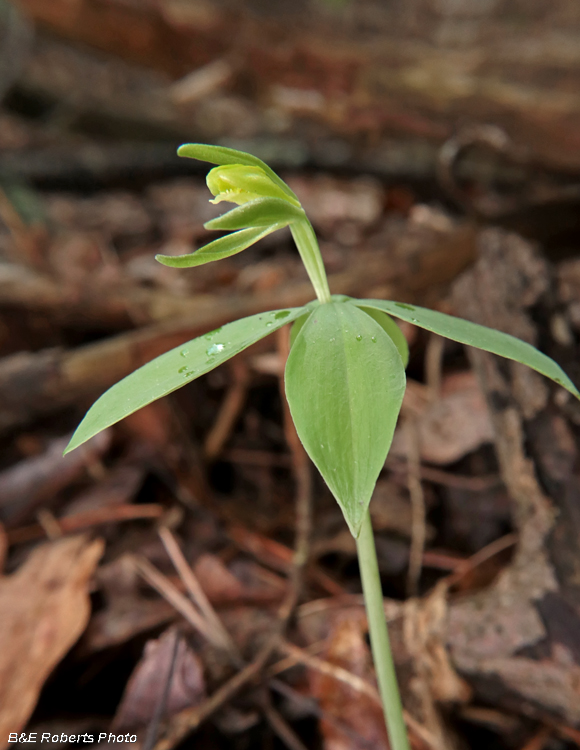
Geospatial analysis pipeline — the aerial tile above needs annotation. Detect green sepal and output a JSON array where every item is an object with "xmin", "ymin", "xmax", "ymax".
[
  {"xmin": 177, "ymin": 143, "xmax": 299, "ymax": 204},
  {"xmin": 204, "ymin": 197, "xmax": 304, "ymax": 231},
  {"xmin": 156, "ymin": 224, "xmax": 283, "ymax": 268},
  {"xmin": 285, "ymin": 301, "xmax": 406, "ymax": 537},
  {"xmin": 64, "ymin": 307, "xmax": 307, "ymax": 454},
  {"xmin": 358, "ymin": 298, "xmax": 580, "ymax": 399}
]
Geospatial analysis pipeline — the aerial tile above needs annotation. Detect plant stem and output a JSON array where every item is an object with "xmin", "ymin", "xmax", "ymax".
[
  {"xmin": 290, "ymin": 219, "xmax": 331, "ymax": 304},
  {"xmin": 356, "ymin": 509, "xmax": 410, "ymax": 750}
]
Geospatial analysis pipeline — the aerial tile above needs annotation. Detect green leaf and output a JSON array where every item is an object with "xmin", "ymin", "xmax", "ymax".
[
  {"xmin": 356, "ymin": 306, "xmax": 409, "ymax": 367},
  {"xmin": 155, "ymin": 224, "xmax": 283, "ymax": 268},
  {"xmin": 205, "ymin": 197, "xmax": 304, "ymax": 231},
  {"xmin": 177, "ymin": 143, "xmax": 299, "ymax": 204},
  {"xmin": 285, "ymin": 301, "xmax": 406, "ymax": 537},
  {"xmin": 358, "ymin": 298, "xmax": 580, "ymax": 399},
  {"xmin": 65, "ymin": 307, "xmax": 306, "ymax": 454},
  {"xmin": 289, "ymin": 312, "xmax": 311, "ymax": 349}
]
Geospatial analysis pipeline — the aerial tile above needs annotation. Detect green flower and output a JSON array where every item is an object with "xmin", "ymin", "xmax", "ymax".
[
  {"xmin": 155, "ymin": 147, "xmax": 305, "ymax": 270},
  {"xmin": 206, "ymin": 164, "xmax": 300, "ymax": 207}
]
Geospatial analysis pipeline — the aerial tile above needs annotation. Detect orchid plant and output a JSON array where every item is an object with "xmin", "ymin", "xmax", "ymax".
[{"xmin": 65, "ymin": 144, "xmax": 579, "ymax": 750}]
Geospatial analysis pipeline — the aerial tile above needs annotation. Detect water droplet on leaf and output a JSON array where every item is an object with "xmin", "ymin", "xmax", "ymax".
[
  {"xmin": 204, "ymin": 326, "xmax": 222, "ymax": 340},
  {"xmin": 178, "ymin": 366, "xmax": 188, "ymax": 373},
  {"xmin": 395, "ymin": 302, "xmax": 415, "ymax": 311},
  {"xmin": 180, "ymin": 350, "xmax": 189, "ymax": 357},
  {"xmin": 274, "ymin": 310, "xmax": 291, "ymax": 319},
  {"xmin": 356, "ymin": 334, "xmax": 362, "ymax": 341},
  {"xmin": 206, "ymin": 343, "xmax": 226, "ymax": 356}
]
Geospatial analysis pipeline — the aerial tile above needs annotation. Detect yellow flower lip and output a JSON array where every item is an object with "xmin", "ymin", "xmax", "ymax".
[{"xmin": 206, "ymin": 164, "xmax": 301, "ymax": 207}]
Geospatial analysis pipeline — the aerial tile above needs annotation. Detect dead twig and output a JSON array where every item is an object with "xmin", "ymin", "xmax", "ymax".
[
  {"xmin": 277, "ymin": 640, "xmax": 380, "ymax": 703},
  {"xmin": 446, "ymin": 532, "xmax": 518, "ymax": 588},
  {"xmin": 277, "ymin": 641, "xmax": 442, "ymax": 750},
  {"xmin": 269, "ymin": 679, "xmax": 378, "ymax": 750},
  {"xmin": 406, "ymin": 417, "xmax": 426, "ymax": 597},
  {"xmin": 261, "ymin": 690, "xmax": 309, "ymax": 750},
  {"xmin": 151, "ymin": 324, "xmax": 314, "ymax": 750},
  {"xmin": 0, "ymin": 522, "xmax": 7, "ymax": 574},
  {"xmin": 131, "ymin": 555, "xmax": 215, "ymax": 646},
  {"xmin": 424, "ymin": 333, "xmax": 445, "ymax": 400},
  {"xmin": 36, "ymin": 509, "xmax": 63, "ymax": 541},
  {"xmin": 204, "ymin": 359, "xmax": 250, "ymax": 460},
  {"xmin": 518, "ymin": 727, "xmax": 552, "ymax": 750},
  {"xmin": 387, "ymin": 457, "xmax": 501, "ymax": 492},
  {"xmin": 7, "ymin": 504, "xmax": 165, "ymax": 545},
  {"xmin": 158, "ymin": 526, "xmax": 239, "ymax": 659}
]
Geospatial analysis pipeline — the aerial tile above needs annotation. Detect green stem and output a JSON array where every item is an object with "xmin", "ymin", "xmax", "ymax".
[
  {"xmin": 356, "ymin": 510, "xmax": 410, "ymax": 750},
  {"xmin": 290, "ymin": 219, "xmax": 331, "ymax": 304}
]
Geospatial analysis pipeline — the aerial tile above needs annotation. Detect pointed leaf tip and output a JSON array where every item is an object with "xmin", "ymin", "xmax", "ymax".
[
  {"xmin": 66, "ymin": 307, "xmax": 307, "ymax": 453},
  {"xmin": 358, "ymin": 298, "xmax": 580, "ymax": 400},
  {"xmin": 156, "ymin": 224, "xmax": 283, "ymax": 268},
  {"xmin": 285, "ymin": 301, "xmax": 406, "ymax": 536}
]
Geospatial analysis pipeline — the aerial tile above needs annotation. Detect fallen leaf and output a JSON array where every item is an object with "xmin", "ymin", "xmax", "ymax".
[
  {"xmin": 0, "ymin": 431, "xmax": 111, "ymax": 524},
  {"xmin": 309, "ymin": 612, "xmax": 389, "ymax": 750},
  {"xmin": 391, "ymin": 373, "xmax": 494, "ymax": 465},
  {"xmin": 0, "ymin": 535, "xmax": 104, "ymax": 747},
  {"xmin": 113, "ymin": 627, "xmax": 205, "ymax": 730}
]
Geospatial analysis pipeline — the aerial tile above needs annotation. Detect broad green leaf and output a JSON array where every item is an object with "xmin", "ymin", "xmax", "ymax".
[
  {"xmin": 177, "ymin": 143, "xmax": 299, "ymax": 204},
  {"xmin": 289, "ymin": 312, "xmax": 311, "ymax": 348},
  {"xmin": 205, "ymin": 197, "xmax": 304, "ymax": 231},
  {"xmin": 356, "ymin": 306, "xmax": 409, "ymax": 367},
  {"xmin": 155, "ymin": 224, "xmax": 283, "ymax": 268},
  {"xmin": 358, "ymin": 298, "xmax": 580, "ymax": 399},
  {"xmin": 65, "ymin": 307, "xmax": 306, "ymax": 454},
  {"xmin": 285, "ymin": 301, "xmax": 406, "ymax": 537}
]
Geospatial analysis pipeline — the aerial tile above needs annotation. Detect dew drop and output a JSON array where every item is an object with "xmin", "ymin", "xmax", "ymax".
[
  {"xmin": 180, "ymin": 350, "xmax": 189, "ymax": 357},
  {"xmin": 395, "ymin": 302, "xmax": 415, "ymax": 311},
  {"xmin": 356, "ymin": 334, "xmax": 363, "ymax": 341},
  {"xmin": 206, "ymin": 343, "xmax": 226, "ymax": 356},
  {"xmin": 178, "ymin": 366, "xmax": 188, "ymax": 373},
  {"xmin": 371, "ymin": 336, "xmax": 377, "ymax": 343},
  {"xmin": 266, "ymin": 322, "xmax": 273, "ymax": 327},
  {"xmin": 274, "ymin": 310, "xmax": 291, "ymax": 319}
]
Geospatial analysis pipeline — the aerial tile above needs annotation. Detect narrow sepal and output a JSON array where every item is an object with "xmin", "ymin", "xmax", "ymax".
[
  {"xmin": 204, "ymin": 197, "xmax": 304, "ymax": 231},
  {"xmin": 156, "ymin": 225, "xmax": 282, "ymax": 268},
  {"xmin": 176, "ymin": 143, "xmax": 299, "ymax": 203}
]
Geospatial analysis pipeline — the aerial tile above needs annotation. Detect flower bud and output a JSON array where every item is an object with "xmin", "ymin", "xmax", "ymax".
[{"xmin": 207, "ymin": 165, "xmax": 300, "ymax": 206}]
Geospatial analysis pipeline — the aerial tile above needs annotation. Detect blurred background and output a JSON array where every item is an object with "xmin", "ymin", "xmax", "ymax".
[{"xmin": 1, "ymin": 1, "xmax": 580, "ymax": 749}]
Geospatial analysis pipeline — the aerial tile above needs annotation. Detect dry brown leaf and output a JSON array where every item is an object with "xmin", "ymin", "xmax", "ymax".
[
  {"xmin": 0, "ymin": 432, "xmax": 111, "ymax": 524},
  {"xmin": 391, "ymin": 372, "xmax": 494, "ymax": 465},
  {"xmin": 0, "ymin": 535, "xmax": 104, "ymax": 747},
  {"xmin": 309, "ymin": 611, "xmax": 389, "ymax": 750},
  {"xmin": 113, "ymin": 627, "xmax": 205, "ymax": 730}
]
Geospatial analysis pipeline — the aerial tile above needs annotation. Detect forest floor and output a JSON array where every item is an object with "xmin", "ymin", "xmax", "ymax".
[{"xmin": 1, "ymin": 5, "xmax": 580, "ymax": 750}]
